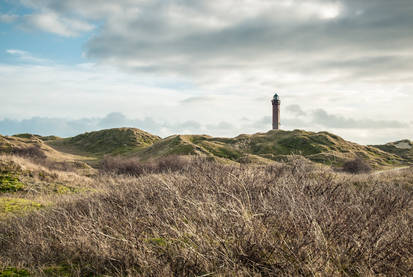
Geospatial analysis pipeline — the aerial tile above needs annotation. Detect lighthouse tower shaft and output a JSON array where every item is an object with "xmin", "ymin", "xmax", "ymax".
[{"xmin": 272, "ymin": 96, "xmax": 280, "ymax": 130}]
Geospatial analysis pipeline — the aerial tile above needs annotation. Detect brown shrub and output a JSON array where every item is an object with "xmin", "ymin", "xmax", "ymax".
[
  {"xmin": 100, "ymin": 155, "xmax": 190, "ymax": 176},
  {"xmin": 342, "ymin": 157, "xmax": 372, "ymax": 174},
  {"xmin": 0, "ymin": 157, "xmax": 412, "ymax": 276},
  {"xmin": 11, "ymin": 146, "xmax": 46, "ymax": 160}
]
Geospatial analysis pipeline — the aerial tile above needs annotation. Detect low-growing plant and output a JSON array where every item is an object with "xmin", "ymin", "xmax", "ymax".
[
  {"xmin": 11, "ymin": 146, "xmax": 46, "ymax": 160},
  {"xmin": 0, "ymin": 198, "xmax": 43, "ymax": 218},
  {"xmin": 0, "ymin": 267, "xmax": 30, "ymax": 277},
  {"xmin": 0, "ymin": 158, "xmax": 411, "ymax": 276},
  {"xmin": 100, "ymin": 155, "xmax": 189, "ymax": 176},
  {"xmin": 342, "ymin": 157, "xmax": 372, "ymax": 174},
  {"xmin": 0, "ymin": 172, "xmax": 24, "ymax": 192}
]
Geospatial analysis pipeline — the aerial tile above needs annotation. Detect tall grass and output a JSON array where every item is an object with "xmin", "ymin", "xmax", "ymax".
[
  {"xmin": 100, "ymin": 155, "xmax": 190, "ymax": 176},
  {"xmin": 0, "ymin": 157, "xmax": 412, "ymax": 276}
]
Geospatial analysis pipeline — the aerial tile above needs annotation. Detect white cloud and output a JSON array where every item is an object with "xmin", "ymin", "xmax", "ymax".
[
  {"xmin": 6, "ymin": 49, "xmax": 49, "ymax": 63},
  {"xmin": 21, "ymin": 12, "xmax": 94, "ymax": 37},
  {"xmin": 0, "ymin": 61, "xmax": 412, "ymax": 144}
]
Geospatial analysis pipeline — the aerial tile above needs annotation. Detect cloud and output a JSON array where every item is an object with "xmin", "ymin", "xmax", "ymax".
[
  {"xmin": 0, "ymin": 14, "xmax": 18, "ymax": 23},
  {"xmin": 286, "ymin": 104, "xmax": 306, "ymax": 116},
  {"xmin": 0, "ymin": 113, "xmax": 211, "ymax": 138},
  {"xmin": 0, "ymin": 110, "xmax": 411, "ymax": 144},
  {"xmin": 80, "ymin": 0, "xmax": 413, "ymax": 83},
  {"xmin": 6, "ymin": 49, "xmax": 48, "ymax": 63},
  {"xmin": 243, "ymin": 115, "xmax": 311, "ymax": 131},
  {"xmin": 20, "ymin": 12, "xmax": 94, "ymax": 37},
  {"xmin": 206, "ymin": 122, "xmax": 235, "ymax": 135},
  {"xmin": 11, "ymin": 1, "xmax": 410, "ymax": 79},
  {"xmin": 312, "ymin": 109, "xmax": 409, "ymax": 129},
  {"xmin": 10, "ymin": 1, "xmax": 413, "ymax": 99},
  {"xmin": 180, "ymin": 96, "xmax": 214, "ymax": 104}
]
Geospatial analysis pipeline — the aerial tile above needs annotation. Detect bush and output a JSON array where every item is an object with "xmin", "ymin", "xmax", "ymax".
[
  {"xmin": 100, "ymin": 155, "xmax": 189, "ymax": 176},
  {"xmin": 11, "ymin": 146, "xmax": 46, "ymax": 160},
  {"xmin": 342, "ymin": 157, "xmax": 372, "ymax": 174}
]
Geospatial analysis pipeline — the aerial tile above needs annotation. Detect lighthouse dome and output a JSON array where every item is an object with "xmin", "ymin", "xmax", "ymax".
[{"xmin": 273, "ymin": 93, "xmax": 280, "ymax": 100}]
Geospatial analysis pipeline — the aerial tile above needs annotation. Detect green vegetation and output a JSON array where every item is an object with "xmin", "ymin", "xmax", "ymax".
[
  {"xmin": 42, "ymin": 265, "xmax": 71, "ymax": 277},
  {"xmin": 2, "ymin": 128, "xmax": 411, "ymax": 169},
  {"xmin": 373, "ymin": 139, "xmax": 413, "ymax": 162},
  {"xmin": 0, "ymin": 198, "xmax": 43, "ymax": 218},
  {"xmin": 0, "ymin": 172, "xmax": 24, "ymax": 192},
  {"xmin": 138, "ymin": 135, "xmax": 199, "ymax": 160},
  {"xmin": 12, "ymin": 134, "xmax": 60, "ymax": 142},
  {"xmin": 133, "ymin": 129, "xmax": 406, "ymax": 167},
  {"xmin": 48, "ymin": 128, "xmax": 160, "ymax": 157},
  {"xmin": 0, "ymin": 268, "xmax": 30, "ymax": 277}
]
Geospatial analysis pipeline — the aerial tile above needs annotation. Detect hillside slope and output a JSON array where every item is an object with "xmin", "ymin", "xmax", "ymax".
[
  {"xmin": 0, "ymin": 134, "xmax": 91, "ymax": 165},
  {"xmin": 47, "ymin": 128, "xmax": 161, "ymax": 157},
  {"xmin": 136, "ymin": 130, "xmax": 405, "ymax": 167},
  {"xmin": 1, "ymin": 128, "xmax": 408, "ymax": 168},
  {"xmin": 373, "ymin": 140, "xmax": 413, "ymax": 162}
]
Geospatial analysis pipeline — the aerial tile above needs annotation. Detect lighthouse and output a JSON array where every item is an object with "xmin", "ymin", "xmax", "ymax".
[{"xmin": 271, "ymin": 93, "xmax": 280, "ymax": 130}]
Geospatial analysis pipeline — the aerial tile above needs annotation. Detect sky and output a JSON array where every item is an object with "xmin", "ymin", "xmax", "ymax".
[{"xmin": 0, "ymin": 0, "xmax": 412, "ymax": 144}]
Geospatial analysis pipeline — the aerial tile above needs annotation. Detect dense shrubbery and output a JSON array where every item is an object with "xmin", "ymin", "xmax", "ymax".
[
  {"xmin": 100, "ymin": 155, "xmax": 191, "ymax": 176},
  {"xmin": 11, "ymin": 146, "xmax": 46, "ymax": 160},
  {"xmin": 0, "ymin": 157, "xmax": 412, "ymax": 276},
  {"xmin": 342, "ymin": 157, "xmax": 372, "ymax": 174}
]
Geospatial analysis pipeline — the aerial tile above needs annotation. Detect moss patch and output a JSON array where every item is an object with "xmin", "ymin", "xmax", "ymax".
[
  {"xmin": 42, "ymin": 265, "xmax": 71, "ymax": 277},
  {"xmin": 0, "ymin": 198, "xmax": 43, "ymax": 218},
  {"xmin": 0, "ymin": 172, "xmax": 24, "ymax": 193},
  {"xmin": 0, "ymin": 268, "xmax": 30, "ymax": 277}
]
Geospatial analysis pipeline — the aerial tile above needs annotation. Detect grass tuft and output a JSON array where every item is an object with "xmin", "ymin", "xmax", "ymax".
[
  {"xmin": 0, "ymin": 172, "xmax": 24, "ymax": 193},
  {"xmin": 0, "ymin": 268, "xmax": 30, "ymax": 277},
  {"xmin": 0, "ymin": 198, "xmax": 43, "ymax": 218}
]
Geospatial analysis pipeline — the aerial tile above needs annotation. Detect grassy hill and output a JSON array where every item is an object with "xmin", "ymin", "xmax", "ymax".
[
  {"xmin": 136, "ymin": 129, "xmax": 405, "ymax": 168},
  {"xmin": 47, "ymin": 128, "xmax": 161, "ymax": 157},
  {"xmin": 1, "ymin": 128, "xmax": 409, "ymax": 168},
  {"xmin": 373, "ymin": 140, "xmax": 413, "ymax": 162},
  {"xmin": 1, "ymin": 128, "xmax": 412, "ymax": 275}
]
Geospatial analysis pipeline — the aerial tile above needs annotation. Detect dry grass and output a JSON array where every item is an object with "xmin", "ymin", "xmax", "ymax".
[
  {"xmin": 0, "ymin": 155, "xmax": 412, "ymax": 276},
  {"xmin": 0, "ymin": 154, "xmax": 98, "ymax": 221},
  {"xmin": 100, "ymin": 155, "xmax": 193, "ymax": 177}
]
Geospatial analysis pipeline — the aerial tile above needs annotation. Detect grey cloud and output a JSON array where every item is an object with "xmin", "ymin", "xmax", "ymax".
[
  {"xmin": 0, "ymin": 116, "xmax": 97, "ymax": 137},
  {"xmin": 206, "ymin": 121, "xmax": 234, "ymax": 131},
  {"xmin": 0, "ymin": 14, "xmax": 18, "ymax": 23},
  {"xmin": 281, "ymin": 118, "xmax": 312, "ymax": 129},
  {"xmin": 286, "ymin": 105, "xmax": 306, "ymax": 116},
  {"xmin": 0, "ymin": 113, "xmax": 205, "ymax": 137},
  {"xmin": 16, "ymin": 0, "xmax": 413, "ymax": 81},
  {"xmin": 98, "ymin": 112, "xmax": 128, "ymax": 129},
  {"xmin": 241, "ymin": 116, "xmax": 271, "ymax": 130},
  {"xmin": 205, "ymin": 121, "xmax": 237, "ymax": 137},
  {"xmin": 245, "ymin": 116, "xmax": 310, "ymax": 130},
  {"xmin": 244, "ymin": 108, "xmax": 410, "ymax": 132},
  {"xmin": 87, "ymin": 0, "xmax": 413, "ymax": 78},
  {"xmin": 312, "ymin": 109, "xmax": 409, "ymax": 129},
  {"xmin": 170, "ymin": 121, "xmax": 202, "ymax": 133},
  {"xmin": 181, "ymin": 96, "xmax": 214, "ymax": 104}
]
